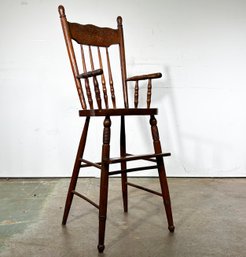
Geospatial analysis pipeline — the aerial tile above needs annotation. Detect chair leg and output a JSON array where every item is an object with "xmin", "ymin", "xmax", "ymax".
[
  {"xmin": 98, "ymin": 116, "xmax": 111, "ymax": 253},
  {"xmin": 120, "ymin": 116, "xmax": 128, "ymax": 212},
  {"xmin": 62, "ymin": 117, "xmax": 90, "ymax": 225},
  {"xmin": 150, "ymin": 115, "xmax": 175, "ymax": 232}
]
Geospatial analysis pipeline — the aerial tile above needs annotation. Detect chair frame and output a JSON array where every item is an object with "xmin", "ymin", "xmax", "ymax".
[{"xmin": 58, "ymin": 5, "xmax": 174, "ymax": 253}]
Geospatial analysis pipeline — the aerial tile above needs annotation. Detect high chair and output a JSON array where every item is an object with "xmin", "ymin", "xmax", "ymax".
[{"xmin": 58, "ymin": 5, "xmax": 174, "ymax": 253}]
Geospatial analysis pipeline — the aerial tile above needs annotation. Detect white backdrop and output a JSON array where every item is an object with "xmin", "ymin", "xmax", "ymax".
[{"xmin": 1, "ymin": 0, "xmax": 246, "ymax": 177}]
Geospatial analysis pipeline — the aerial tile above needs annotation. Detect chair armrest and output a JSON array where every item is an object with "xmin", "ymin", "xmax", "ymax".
[
  {"xmin": 126, "ymin": 72, "xmax": 162, "ymax": 81},
  {"xmin": 126, "ymin": 72, "xmax": 162, "ymax": 108},
  {"xmin": 77, "ymin": 69, "xmax": 103, "ymax": 79}
]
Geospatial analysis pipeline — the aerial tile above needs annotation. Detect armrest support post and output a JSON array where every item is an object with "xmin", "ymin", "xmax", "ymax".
[
  {"xmin": 134, "ymin": 81, "xmax": 139, "ymax": 108},
  {"xmin": 127, "ymin": 72, "xmax": 161, "ymax": 108},
  {"xmin": 147, "ymin": 79, "xmax": 152, "ymax": 108}
]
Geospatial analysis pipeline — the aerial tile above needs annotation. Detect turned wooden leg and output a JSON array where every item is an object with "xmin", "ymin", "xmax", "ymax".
[
  {"xmin": 120, "ymin": 116, "xmax": 128, "ymax": 212},
  {"xmin": 150, "ymin": 115, "xmax": 175, "ymax": 232},
  {"xmin": 62, "ymin": 117, "xmax": 90, "ymax": 225},
  {"xmin": 98, "ymin": 116, "xmax": 111, "ymax": 253}
]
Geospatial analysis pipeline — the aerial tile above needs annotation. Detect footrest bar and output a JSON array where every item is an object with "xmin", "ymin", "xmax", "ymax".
[
  {"xmin": 72, "ymin": 190, "xmax": 99, "ymax": 209},
  {"xmin": 80, "ymin": 158, "xmax": 101, "ymax": 169},
  {"xmin": 109, "ymin": 165, "xmax": 158, "ymax": 176},
  {"xmin": 108, "ymin": 152, "xmax": 171, "ymax": 164},
  {"xmin": 80, "ymin": 161, "xmax": 101, "ymax": 168},
  {"xmin": 126, "ymin": 182, "xmax": 162, "ymax": 197},
  {"xmin": 80, "ymin": 153, "xmax": 171, "ymax": 168},
  {"xmin": 125, "ymin": 153, "xmax": 157, "ymax": 163}
]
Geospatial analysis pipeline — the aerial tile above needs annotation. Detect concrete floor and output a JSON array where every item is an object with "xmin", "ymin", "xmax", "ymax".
[{"xmin": 0, "ymin": 178, "xmax": 246, "ymax": 257}]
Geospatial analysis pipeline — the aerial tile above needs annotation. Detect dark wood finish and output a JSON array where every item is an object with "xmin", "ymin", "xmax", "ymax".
[
  {"xmin": 98, "ymin": 116, "xmax": 111, "ymax": 253},
  {"xmin": 108, "ymin": 152, "xmax": 171, "ymax": 164},
  {"xmin": 77, "ymin": 69, "xmax": 103, "ymax": 79},
  {"xmin": 98, "ymin": 47, "xmax": 109, "ymax": 108},
  {"xmin": 80, "ymin": 158, "xmax": 101, "ymax": 169},
  {"xmin": 117, "ymin": 16, "xmax": 128, "ymax": 108},
  {"xmin": 79, "ymin": 108, "xmax": 158, "ymax": 117},
  {"xmin": 127, "ymin": 182, "xmax": 162, "ymax": 197},
  {"xmin": 147, "ymin": 79, "xmax": 152, "ymax": 108},
  {"xmin": 120, "ymin": 116, "xmax": 128, "ymax": 212},
  {"xmin": 58, "ymin": 5, "xmax": 174, "ymax": 253},
  {"xmin": 134, "ymin": 81, "xmax": 139, "ymax": 108},
  {"xmin": 72, "ymin": 190, "xmax": 99, "ymax": 209},
  {"xmin": 106, "ymin": 47, "xmax": 116, "ymax": 108},
  {"xmin": 150, "ymin": 115, "xmax": 175, "ymax": 232},
  {"xmin": 125, "ymin": 153, "xmax": 158, "ymax": 163},
  {"xmin": 126, "ymin": 72, "xmax": 162, "ymax": 81},
  {"xmin": 89, "ymin": 46, "xmax": 102, "ymax": 109},
  {"xmin": 80, "ymin": 45, "xmax": 94, "ymax": 109},
  {"xmin": 109, "ymin": 165, "xmax": 158, "ymax": 176},
  {"xmin": 80, "ymin": 44, "xmax": 87, "ymax": 72},
  {"xmin": 79, "ymin": 152, "xmax": 171, "ymax": 169},
  {"xmin": 127, "ymin": 73, "xmax": 162, "ymax": 108},
  {"xmin": 69, "ymin": 23, "xmax": 120, "ymax": 47},
  {"xmin": 62, "ymin": 117, "xmax": 90, "ymax": 225},
  {"xmin": 58, "ymin": 5, "xmax": 87, "ymax": 109}
]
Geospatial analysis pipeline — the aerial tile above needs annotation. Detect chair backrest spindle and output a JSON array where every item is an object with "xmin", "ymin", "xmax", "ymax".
[
  {"xmin": 97, "ymin": 47, "xmax": 109, "ymax": 109},
  {"xmin": 80, "ymin": 45, "xmax": 87, "ymax": 73},
  {"xmin": 106, "ymin": 47, "xmax": 116, "ymax": 109},
  {"xmin": 88, "ymin": 46, "xmax": 94, "ymax": 70},
  {"xmin": 89, "ymin": 46, "xmax": 102, "ymax": 109},
  {"xmin": 80, "ymin": 45, "xmax": 94, "ymax": 109}
]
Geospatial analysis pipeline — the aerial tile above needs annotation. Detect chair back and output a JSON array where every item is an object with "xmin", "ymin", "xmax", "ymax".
[{"xmin": 58, "ymin": 5, "xmax": 128, "ymax": 110}]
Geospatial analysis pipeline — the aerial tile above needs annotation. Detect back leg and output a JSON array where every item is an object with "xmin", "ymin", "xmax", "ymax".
[
  {"xmin": 62, "ymin": 117, "xmax": 90, "ymax": 225},
  {"xmin": 120, "ymin": 116, "xmax": 128, "ymax": 212},
  {"xmin": 150, "ymin": 115, "xmax": 175, "ymax": 232}
]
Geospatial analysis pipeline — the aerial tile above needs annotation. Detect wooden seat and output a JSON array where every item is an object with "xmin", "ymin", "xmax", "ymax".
[
  {"xmin": 79, "ymin": 108, "xmax": 158, "ymax": 116},
  {"xmin": 58, "ymin": 5, "xmax": 175, "ymax": 253}
]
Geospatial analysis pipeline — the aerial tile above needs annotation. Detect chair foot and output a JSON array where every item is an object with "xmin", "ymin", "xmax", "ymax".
[
  {"xmin": 168, "ymin": 225, "xmax": 175, "ymax": 232},
  {"xmin": 62, "ymin": 217, "xmax": 67, "ymax": 225},
  {"xmin": 97, "ymin": 244, "xmax": 105, "ymax": 253}
]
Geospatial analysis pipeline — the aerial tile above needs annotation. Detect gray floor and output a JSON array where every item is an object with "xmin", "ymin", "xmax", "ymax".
[{"xmin": 0, "ymin": 178, "xmax": 246, "ymax": 257}]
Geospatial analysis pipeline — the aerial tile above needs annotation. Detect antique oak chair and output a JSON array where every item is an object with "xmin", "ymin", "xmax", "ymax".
[{"xmin": 58, "ymin": 5, "xmax": 175, "ymax": 253}]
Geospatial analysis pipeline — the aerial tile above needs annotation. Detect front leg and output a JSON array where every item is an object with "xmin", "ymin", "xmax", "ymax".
[
  {"xmin": 150, "ymin": 115, "xmax": 175, "ymax": 232},
  {"xmin": 98, "ymin": 115, "xmax": 111, "ymax": 253}
]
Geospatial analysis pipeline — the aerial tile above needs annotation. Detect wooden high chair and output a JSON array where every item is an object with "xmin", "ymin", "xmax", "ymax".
[{"xmin": 58, "ymin": 5, "xmax": 174, "ymax": 253}]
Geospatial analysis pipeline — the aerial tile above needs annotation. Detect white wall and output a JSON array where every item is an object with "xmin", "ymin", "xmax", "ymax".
[{"xmin": 1, "ymin": 0, "xmax": 246, "ymax": 177}]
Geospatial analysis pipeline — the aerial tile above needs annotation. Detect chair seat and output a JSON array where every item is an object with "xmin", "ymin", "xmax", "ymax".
[{"xmin": 79, "ymin": 108, "xmax": 158, "ymax": 116}]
